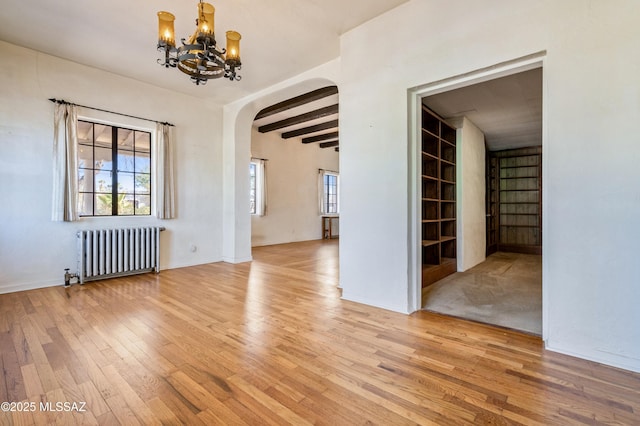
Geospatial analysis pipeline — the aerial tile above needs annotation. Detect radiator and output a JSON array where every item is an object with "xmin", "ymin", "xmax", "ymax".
[{"xmin": 77, "ymin": 227, "xmax": 165, "ymax": 284}]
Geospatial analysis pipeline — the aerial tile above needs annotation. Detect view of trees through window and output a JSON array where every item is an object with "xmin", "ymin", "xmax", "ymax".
[{"xmin": 77, "ymin": 120, "xmax": 152, "ymax": 216}]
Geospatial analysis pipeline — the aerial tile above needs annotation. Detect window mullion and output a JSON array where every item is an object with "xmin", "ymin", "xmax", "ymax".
[
  {"xmin": 91, "ymin": 123, "xmax": 96, "ymax": 216},
  {"xmin": 112, "ymin": 126, "xmax": 118, "ymax": 216}
]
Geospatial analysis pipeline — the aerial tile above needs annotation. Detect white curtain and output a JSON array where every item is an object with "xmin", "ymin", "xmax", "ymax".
[
  {"xmin": 155, "ymin": 123, "xmax": 176, "ymax": 219},
  {"xmin": 52, "ymin": 103, "xmax": 79, "ymax": 222},
  {"xmin": 253, "ymin": 158, "xmax": 268, "ymax": 216},
  {"xmin": 318, "ymin": 169, "xmax": 326, "ymax": 214}
]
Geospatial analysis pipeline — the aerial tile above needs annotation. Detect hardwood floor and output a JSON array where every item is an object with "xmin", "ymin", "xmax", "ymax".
[{"xmin": 1, "ymin": 239, "xmax": 638, "ymax": 425}]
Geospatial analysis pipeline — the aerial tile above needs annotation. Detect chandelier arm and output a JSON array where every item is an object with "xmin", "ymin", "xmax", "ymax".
[{"xmin": 157, "ymin": 42, "xmax": 178, "ymax": 68}]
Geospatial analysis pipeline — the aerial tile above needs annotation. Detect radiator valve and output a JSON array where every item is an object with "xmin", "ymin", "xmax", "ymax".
[{"xmin": 64, "ymin": 269, "xmax": 79, "ymax": 287}]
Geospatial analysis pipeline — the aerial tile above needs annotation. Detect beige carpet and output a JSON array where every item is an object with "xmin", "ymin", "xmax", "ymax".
[{"xmin": 422, "ymin": 252, "xmax": 542, "ymax": 335}]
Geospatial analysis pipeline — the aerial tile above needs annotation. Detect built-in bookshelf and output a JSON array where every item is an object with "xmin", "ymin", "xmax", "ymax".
[
  {"xmin": 487, "ymin": 146, "xmax": 542, "ymax": 255},
  {"xmin": 486, "ymin": 154, "xmax": 498, "ymax": 255},
  {"xmin": 421, "ymin": 106, "xmax": 457, "ymax": 287}
]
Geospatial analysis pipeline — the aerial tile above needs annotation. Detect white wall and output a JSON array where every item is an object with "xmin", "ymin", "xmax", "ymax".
[
  {"xmin": 456, "ymin": 117, "xmax": 486, "ymax": 271},
  {"xmin": 0, "ymin": 40, "xmax": 225, "ymax": 293},
  {"xmin": 339, "ymin": 0, "xmax": 640, "ymax": 372},
  {"xmin": 251, "ymin": 128, "xmax": 338, "ymax": 246}
]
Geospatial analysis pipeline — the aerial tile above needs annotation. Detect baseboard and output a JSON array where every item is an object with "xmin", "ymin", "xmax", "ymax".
[
  {"xmin": 0, "ymin": 259, "xmax": 228, "ymax": 295},
  {"xmin": 545, "ymin": 341, "xmax": 640, "ymax": 374},
  {"xmin": 0, "ymin": 279, "xmax": 63, "ymax": 295},
  {"xmin": 164, "ymin": 258, "xmax": 224, "ymax": 270},
  {"xmin": 341, "ymin": 290, "xmax": 409, "ymax": 314},
  {"xmin": 222, "ymin": 256, "xmax": 253, "ymax": 264}
]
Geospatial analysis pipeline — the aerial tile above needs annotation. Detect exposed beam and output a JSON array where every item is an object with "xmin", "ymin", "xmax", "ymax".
[
  {"xmin": 302, "ymin": 131, "xmax": 339, "ymax": 144},
  {"xmin": 319, "ymin": 140, "xmax": 339, "ymax": 149},
  {"xmin": 254, "ymin": 86, "xmax": 338, "ymax": 120},
  {"xmin": 258, "ymin": 105, "xmax": 339, "ymax": 133},
  {"xmin": 282, "ymin": 120, "xmax": 339, "ymax": 139}
]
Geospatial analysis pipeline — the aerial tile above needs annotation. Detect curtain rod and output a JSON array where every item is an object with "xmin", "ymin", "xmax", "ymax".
[
  {"xmin": 49, "ymin": 98, "xmax": 174, "ymax": 127},
  {"xmin": 251, "ymin": 157, "xmax": 269, "ymax": 161},
  {"xmin": 319, "ymin": 168, "xmax": 338, "ymax": 174}
]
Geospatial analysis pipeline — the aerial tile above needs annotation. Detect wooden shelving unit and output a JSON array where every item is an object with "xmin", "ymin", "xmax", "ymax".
[
  {"xmin": 487, "ymin": 147, "xmax": 542, "ymax": 255},
  {"xmin": 421, "ymin": 106, "xmax": 457, "ymax": 288},
  {"xmin": 486, "ymin": 154, "xmax": 498, "ymax": 255}
]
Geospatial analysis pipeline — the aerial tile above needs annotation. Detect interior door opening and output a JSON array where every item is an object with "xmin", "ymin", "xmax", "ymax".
[{"xmin": 417, "ymin": 66, "xmax": 543, "ymax": 336}]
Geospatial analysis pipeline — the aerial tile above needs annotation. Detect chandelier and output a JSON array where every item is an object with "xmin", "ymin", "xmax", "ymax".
[{"xmin": 157, "ymin": 1, "xmax": 242, "ymax": 85}]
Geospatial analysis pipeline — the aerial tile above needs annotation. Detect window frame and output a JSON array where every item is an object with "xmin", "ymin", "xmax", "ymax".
[
  {"xmin": 77, "ymin": 119, "xmax": 154, "ymax": 217},
  {"xmin": 322, "ymin": 171, "xmax": 340, "ymax": 215}
]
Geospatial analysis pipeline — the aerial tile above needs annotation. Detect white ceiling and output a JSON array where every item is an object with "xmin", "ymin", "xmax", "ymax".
[
  {"xmin": 423, "ymin": 68, "xmax": 542, "ymax": 151},
  {"xmin": 0, "ymin": 0, "xmax": 408, "ymax": 104}
]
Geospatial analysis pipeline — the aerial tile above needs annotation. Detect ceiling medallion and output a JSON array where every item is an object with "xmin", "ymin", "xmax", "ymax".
[{"xmin": 157, "ymin": 1, "xmax": 241, "ymax": 85}]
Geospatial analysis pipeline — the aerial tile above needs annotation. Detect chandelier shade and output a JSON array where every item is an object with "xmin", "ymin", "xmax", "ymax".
[
  {"xmin": 225, "ymin": 31, "xmax": 241, "ymax": 62},
  {"xmin": 157, "ymin": 12, "xmax": 176, "ymax": 47},
  {"xmin": 156, "ymin": 1, "xmax": 242, "ymax": 85},
  {"xmin": 196, "ymin": 2, "xmax": 215, "ymax": 35}
]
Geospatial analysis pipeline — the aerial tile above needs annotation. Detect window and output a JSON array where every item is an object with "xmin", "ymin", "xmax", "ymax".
[
  {"xmin": 249, "ymin": 162, "xmax": 257, "ymax": 214},
  {"xmin": 250, "ymin": 159, "xmax": 267, "ymax": 216},
  {"xmin": 77, "ymin": 120, "xmax": 152, "ymax": 216},
  {"xmin": 322, "ymin": 171, "xmax": 339, "ymax": 214}
]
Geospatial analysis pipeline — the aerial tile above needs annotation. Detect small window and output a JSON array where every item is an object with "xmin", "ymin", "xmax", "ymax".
[
  {"xmin": 77, "ymin": 120, "xmax": 152, "ymax": 216},
  {"xmin": 322, "ymin": 171, "xmax": 339, "ymax": 214},
  {"xmin": 249, "ymin": 162, "xmax": 257, "ymax": 215},
  {"xmin": 250, "ymin": 159, "xmax": 267, "ymax": 216}
]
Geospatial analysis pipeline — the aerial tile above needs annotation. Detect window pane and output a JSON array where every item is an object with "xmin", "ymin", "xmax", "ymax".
[
  {"xmin": 94, "ymin": 193, "xmax": 112, "ymax": 216},
  {"xmin": 135, "ymin": 131, "xmax": 151, "ymax": 153},
  {"xmin": 118, "ymin": 128, "xmax": 134, "ymax": 150},
  {"xmin": 78, "ymin": 145, "xmax": 93, "ymax": 169},
  {"xmin": 94, "ymin": 171, "xmax": 112, "ymax": 192},
  {"xmin": 118, "ymin": 150, "xmax": 135, "ymax": 172},
  {"xmin": 322, "ymin": 173, "xmax": 339, "ymax": 214},
  {"xmin": 135, "ymin": 152, "xmax": 150, "ymax": 173},
  {"xmin": 95, "ymin": 147, "xmax": 113, "ymax": 171},
  {"xmin": 118, "ymin": 195, "xmax": 135, "ymax": 215},
  {"xmin": 78, "ymin": 192, "xmax": 93, "ymax": 216},
  {"xmin": 94, "ymin": 124, "xmax": 112, "ymax": 148},
  {"xmin": 78, "ymin": 169, "xmax": 94, "ymax": 192},
  {"xmin": 135, "ymin": 195, "xmax": 151, "ymax": 215},
  {"xmin": 77, "ymin": 121, "xmax": 93, "ymax": 144},
  {"xmin": 118, "ymin": 172, "xmax": 135, "ymax": 194},
  {"xmin": 135, "ymin": 173, "xmax": 151, "ymax": 194}
]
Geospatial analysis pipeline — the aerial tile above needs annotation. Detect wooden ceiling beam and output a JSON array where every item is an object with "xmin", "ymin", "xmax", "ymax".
[
  {"xmin": 319, "ymin": 140, "xmax": 339, "ymax": 148},
  {"xmin": 254, "ymin": 86, "xmax": 338, "ymax": 121},
  {"xmin": 302, "ymin": 131, "xmax": 339, "ymax": 144},
  {"xmin": 281, "ymin": 120, "xmax": 339, "ymax": 139},
  {"xmin": 258, "ymin": 104, "xmax": 338, "ymax": 133}
]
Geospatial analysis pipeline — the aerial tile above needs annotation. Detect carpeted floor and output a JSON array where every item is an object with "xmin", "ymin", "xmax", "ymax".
[{"xmin": 422, "ymin": 252, "xmax": 542, "ymax": 335}]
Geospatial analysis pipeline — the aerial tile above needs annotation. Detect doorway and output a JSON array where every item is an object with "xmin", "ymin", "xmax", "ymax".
[
  {"xmin": 410, "ymin": 55, "xmax": 545, "ymax": 336},
  {"xmin": 249, "ymin": 86, "xmax": 340, "ymax": 248}
]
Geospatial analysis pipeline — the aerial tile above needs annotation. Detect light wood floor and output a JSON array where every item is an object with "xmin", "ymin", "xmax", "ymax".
[{"xmin": 1, "ymin": 240, "xmax": 639, "ymax": 425}]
